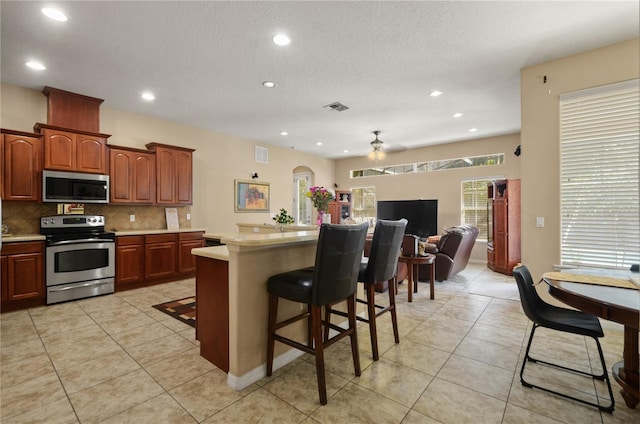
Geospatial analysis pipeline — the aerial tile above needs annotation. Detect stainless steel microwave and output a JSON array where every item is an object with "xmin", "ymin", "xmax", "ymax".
[{"xmin": 42, "ymin": 170, "xmax": 109, "ymax": 203}]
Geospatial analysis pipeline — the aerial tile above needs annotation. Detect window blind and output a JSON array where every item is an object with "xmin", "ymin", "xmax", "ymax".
[
  {"xmin": 559, "ymin": 79, "xmax": 640, "ymax": 269},
  {"xmin": 461, "ymin": 179, "xmax": 494, "ymax": 240}
]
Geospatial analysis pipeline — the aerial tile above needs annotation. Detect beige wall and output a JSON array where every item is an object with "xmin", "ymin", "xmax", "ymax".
[
  {"xmin": 335, "ymin": 133, "xmax": 522, "ymax": 261},
  {"xmin": 520, "ymin": 38, "xmax": 640, "ymax": 280},
  {"xmin": 0, "ymin": 83, "xmax": 335, "ymax": 234}
]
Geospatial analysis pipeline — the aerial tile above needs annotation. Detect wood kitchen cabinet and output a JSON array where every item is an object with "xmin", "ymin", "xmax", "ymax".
[
  {"xmin": 328, "ymin": 190, "xmax": 352, "ymax": 224},
  {"xmin": 1, "ymin": 129, "xmax": 42, "ymax": 201},
  {"xmin": 144, "ymin": 233, "xmax": 178, "ymax": 279},
  {"xmin": 145, "ymin": 143, "xmax": 195, "ymax": 205},
  {"xmin": 35, "ymin": 123, "xmax": 110, "ymax": 174},
  {"xmin": 115, "ymin": 236, "xmax": 145, "ymax": 287},
  {"xmin": 487, "ymin": 179, "xmax": 521, "ymax": 275},
  {"xmin": 109, "ymin": 146, "xmax": 156, "ymax": 204},
  {"xmin": 1, "ymin": 241, "xmax": 45, "ymax": 311},
  {"xmin": 178, "ymin": 231, "xmax": 205, "ymax": 273},
  {"xmin": 115, "ymin": 231, "xmax": 204, "ymax": 291}
]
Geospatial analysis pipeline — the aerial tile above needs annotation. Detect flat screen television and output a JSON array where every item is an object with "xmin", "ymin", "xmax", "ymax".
[{"xmin": 376, "ymin": 199, "xmax": 438, "ymax": 238}]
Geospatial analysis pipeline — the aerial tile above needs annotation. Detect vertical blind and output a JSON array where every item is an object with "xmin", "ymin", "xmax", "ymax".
[{"xmin": 559, "ymin": 79, "xmax": 640, "ymax": 269}]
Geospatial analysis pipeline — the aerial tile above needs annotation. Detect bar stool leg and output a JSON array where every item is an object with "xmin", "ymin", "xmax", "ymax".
[
  {"xmin": 388, "ymin": 277, "xmax": 400, "ymax": 344},
  {"xmin": 365, "ymin": 283, "xmax": 379, "ymax": 360},
  {"xmin": 266, "ymin": 294, "xmax": 278, "ymax": 376},
  {"xmin": 347, "ymin": 295, "xmax": 361, "ymax": 376},
  {"xmin": 311, "ymin": 305, "xmax": 328, "ymax": 405}
]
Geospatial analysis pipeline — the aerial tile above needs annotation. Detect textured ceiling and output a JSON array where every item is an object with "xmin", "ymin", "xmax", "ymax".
[{"xmin": 1, "ymin": 1, "xmax": 638, "ymax": 158}]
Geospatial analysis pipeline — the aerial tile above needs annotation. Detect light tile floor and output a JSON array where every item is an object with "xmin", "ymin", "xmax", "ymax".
[{"xmin": 1, "ymin": 263, "xmax": 638, "ymax": 423}]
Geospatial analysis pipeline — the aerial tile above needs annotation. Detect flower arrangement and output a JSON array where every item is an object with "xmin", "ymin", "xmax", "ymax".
[
  {"xmin": 273, "ymin": 208, "xmax": 294, "ymax": 224},
  {"xmin": 306, "ymin": 186, "xmax": 334, "ymax": 213}
]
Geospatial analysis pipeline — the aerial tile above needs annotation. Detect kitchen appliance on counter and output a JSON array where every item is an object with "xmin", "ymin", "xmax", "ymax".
[{"xmin": 40, "ymin": 214, "xmax": 115, "ymax": 304}]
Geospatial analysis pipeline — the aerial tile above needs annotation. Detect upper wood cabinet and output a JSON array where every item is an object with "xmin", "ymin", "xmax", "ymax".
[
  {"xmin": 1, "ymin": 129, "xmax": 42, "ymax": 201},
  {"xmin": 35, "ymin": 123, "xmax": 110, "ymax": 174},
  {"xmin": 109, "ymin": 145, "xmax": 156, "ymax": 204},
  {"xmin": 145, "ymin": 143, "xmax": 195, "ymax": 205}
]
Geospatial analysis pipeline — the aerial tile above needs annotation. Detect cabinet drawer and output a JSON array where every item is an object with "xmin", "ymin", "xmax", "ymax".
[
  {"xmin": 145, "ymin": 233, "xmax": 177, "ymax": 244},
  {"xmin": 1, "ymin": 241, "xmax": 44, "ymax": 255},
  {"xmin": 116, "ymin": 235, "xmax": 144, "ymax": 246},
  {"xmin": 178, "ymin": 231, "xmax": 204, "ymax": 241}
]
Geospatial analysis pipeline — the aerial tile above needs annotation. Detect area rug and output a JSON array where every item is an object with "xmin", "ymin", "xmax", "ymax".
[{"xmin": 152, "ymin": 297, "xmax": 196, "ymax": 328}]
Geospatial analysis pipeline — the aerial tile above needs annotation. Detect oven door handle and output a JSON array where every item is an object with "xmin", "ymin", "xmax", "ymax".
[
  {"xmin": 49, "ymin": 281, "xmax": 113, "ymax": 292},
  {"xmin": 47, "ymin": 238, "xmax": 115, "ymax": 246}
]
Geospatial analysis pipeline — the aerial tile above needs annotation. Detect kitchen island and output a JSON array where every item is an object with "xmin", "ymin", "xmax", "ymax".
[{"xmin": 192, "ymin": 230, "xmax": 319, "ymax": 390}]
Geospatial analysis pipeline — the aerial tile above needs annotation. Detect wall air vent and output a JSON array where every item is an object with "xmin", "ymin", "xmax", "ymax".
[
  {"xmin": 323, "ymin": 101, "xmax": 350, "ymax": 112},
  {"xmin": 255, "ymin": 146, "xmax": 268, "ymax": 164}
]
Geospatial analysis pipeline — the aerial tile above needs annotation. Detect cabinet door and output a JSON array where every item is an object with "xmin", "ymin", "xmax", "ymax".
[
  {"xmin": 116, "ymin": 238, "xmax": 145, "ymax": 286},
  {"xmin": 76, "ymin": 135, "xmax": 107, "ymax": 174},
  {"xmin": 155, "ymin": 147, "xmax": 175, "ymax": 203},
  {"xmin": 133, "ymin": 153, "xmax": 155, "ymax": 203},
  {"xmin": 44, "ymin": 129, "xmax": 76, "ymax": 171},
  {"xmin": 110, "ymin": 149, "xmax": 133, "ymax": 203},
  {"xmin": 328, "ymin": 202, "xmax": 340, "ymax": 224},
  {"xmin": 5, "ymin": 252, "xmax": 44, "ymax": 301},
  {"xmin": 175, "ymin": 150, "xmax": 192, "ymax": 204},
  {"xmin": 145, "ymin": 241, "xmax": 177, "ymax": 279},
  {"xmin": 3, "ymin": 134, "xmax": 41, "ymax": 201},
  {"xmin": 178, "ymin": 233, "xmax": 205, "ymax": 273}
]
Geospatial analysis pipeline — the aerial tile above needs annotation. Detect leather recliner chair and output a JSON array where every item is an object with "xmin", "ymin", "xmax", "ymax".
[{"xmin": 423, "ymin": 225, "xmax": 479, "ymax": 281}]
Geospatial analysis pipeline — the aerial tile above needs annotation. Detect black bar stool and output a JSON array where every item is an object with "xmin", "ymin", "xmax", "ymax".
[
  {"xmin": 325, "ymin": 218, "xmax": 407, "ymax": 360},
  {"xmin": 266, "ymin": 222, "xmax": 368, "ymax": 405}
]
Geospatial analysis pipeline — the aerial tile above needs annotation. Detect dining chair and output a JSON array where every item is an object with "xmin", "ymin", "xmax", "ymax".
[
  {"xmin": 325, "ymin": 218, "xmax": 407, "ymax": 360},
  {"xmin": 513, "ymin": 265, "xmax": 615, "ymax": 412},
  {"xmin": 265, "ymin": 222, "xmax": 368, "ymax": 405}
]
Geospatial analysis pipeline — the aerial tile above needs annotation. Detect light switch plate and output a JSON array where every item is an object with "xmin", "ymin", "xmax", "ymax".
[
  {"xmin": 536, "ymin": 217, "xmax": 544, "ymax": 227},
  {"xmin": 186, "ymin": 213, "xmax": 191, "ymax": 220},
  {"xmin": 130, "ymin": 214, "xmax": 135, "ymax": 222}
]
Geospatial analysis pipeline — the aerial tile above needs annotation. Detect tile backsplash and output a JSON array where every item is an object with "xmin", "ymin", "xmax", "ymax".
[{"xmin": 1, "ymin": 201, "xmax": 192, "ymax": 234}]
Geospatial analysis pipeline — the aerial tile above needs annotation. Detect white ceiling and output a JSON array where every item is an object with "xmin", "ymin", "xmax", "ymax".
[{"xmin": 1, "ymin": 1, "xmax": 638, "ymax": 159}]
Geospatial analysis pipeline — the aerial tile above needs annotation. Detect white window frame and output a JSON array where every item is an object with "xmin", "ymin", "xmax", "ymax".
[{"xmin": 559, "ymin": 79, "xmax": 640, "ymax": 269}]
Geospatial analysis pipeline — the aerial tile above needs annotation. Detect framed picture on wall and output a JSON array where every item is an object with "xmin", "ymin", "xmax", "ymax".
[{"xmin": 235, "ymin": 179, "xmax": 270, "ymax": 212}]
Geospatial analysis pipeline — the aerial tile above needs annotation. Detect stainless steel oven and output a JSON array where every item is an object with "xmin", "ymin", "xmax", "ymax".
[{"xmin": 41, "ymin": 215, "xmax": 115, "ymax": 304}]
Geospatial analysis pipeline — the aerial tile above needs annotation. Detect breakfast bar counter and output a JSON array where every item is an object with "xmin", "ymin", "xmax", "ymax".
[{"xmin": 192, "ymin": 230, "xmax": 319, "ymax": 390}]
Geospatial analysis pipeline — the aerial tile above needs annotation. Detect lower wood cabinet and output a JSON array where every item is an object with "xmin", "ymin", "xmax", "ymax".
[
  {"xmin": 115, "ymin": 231, "xmax": 204, "ymax": 290},
  {"xmin": 145, "ymin": 234, "xmax": 178, "ymax": 279},
  {"xmin": 1, "ymin": 241, "xmax": 45, "ymax": 311},
  {"xmin": 178, "ymin": 232, "xmax": 205, "ymax": 273},
  {"xmin": 116, "ymin": 236, "xmax": 145, "ymax": 286}
]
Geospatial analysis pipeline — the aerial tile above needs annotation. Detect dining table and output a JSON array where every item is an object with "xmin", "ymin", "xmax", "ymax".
[{"xmin": 543, "ymin": 270, "xmax": 640, "ymax": 409}]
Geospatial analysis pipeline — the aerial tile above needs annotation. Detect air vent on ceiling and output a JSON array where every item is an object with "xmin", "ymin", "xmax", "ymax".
[
  {"xmin": 323, "ymin": 101, "xmax": 350, "ymax": 112},
  {"xmin": 255, "ymin": 146, "xmax": 268, "ymax": 164}
]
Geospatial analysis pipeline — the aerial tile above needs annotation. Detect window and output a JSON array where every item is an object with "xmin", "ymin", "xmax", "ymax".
[
  {"xmin": 350, "ymin": 187, "xmax": 376, "ymax": 224},
  {"xmin": 293, "ymin": 173, "xmax": 312, "ymax": 224},
  {"xmin": 351, "ymin": 154, "xmax": 504, "ymax": 178},
  {"xmin": 560, "ymin": 79, "xmax": 639, "ymax": 269},
  {"xmin": 461, "ymin": 179, "xmax": 493, "ymax": 240}
]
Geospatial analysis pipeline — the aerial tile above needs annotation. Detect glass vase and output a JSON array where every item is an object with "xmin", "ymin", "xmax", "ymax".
[{"xmin": 317, "ymin": 211, "xmax": 324, "ymax": 226}]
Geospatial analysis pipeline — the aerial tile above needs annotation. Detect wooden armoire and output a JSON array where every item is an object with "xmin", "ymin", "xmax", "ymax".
[{"xmin": 487, "ymin": 179, "xmax": 521, "ymax": 275}]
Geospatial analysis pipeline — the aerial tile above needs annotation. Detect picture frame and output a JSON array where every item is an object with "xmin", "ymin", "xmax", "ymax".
[{"xmin": 235, "ymin": 179, "xmax": 270, "ymax": 212}]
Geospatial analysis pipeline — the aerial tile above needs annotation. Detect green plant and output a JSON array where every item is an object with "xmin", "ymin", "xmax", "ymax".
[{"xmin": 273, "ymin": 208, "xmax": 294, "ymax": 224}]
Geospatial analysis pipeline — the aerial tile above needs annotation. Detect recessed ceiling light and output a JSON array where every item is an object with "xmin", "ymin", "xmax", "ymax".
[
  {"xmin": 262, "ymin": 81, "xmax": 276, "ymax": 88},
  {"xmin": 141, "ymin": 92, "xmax": 155, "ymax": 101},
  {"xmin": 272, "ymin": 34, "xmax": 291, "ymax": 46},
  {"xmin": 468, "ymin": 128, "xmax": 478, "ymax": 132},
  {"xmin": 452, "ymin": 112, "xmax": 463, "ymax": 118},
  {"xmin": 343, "ymin": 149, "xmax": 349, "ymax": 153},
  {"xmin": 25, "ymin": 61, "xmax": 46, "ymax": 70},
  {"xmin": 429, "ymin": 90, "xmax": 443, "ymax": 97},
  {"xmin": 316, "ymin": 142, "xmax": 323, "ymax": 146},
  {"xmin": 41, "ymin": 7, "xmax": 67, "ymax": 22},
  {"xmin": 279, "ymin": 131, "xmax": 288, "ymax": 136}
]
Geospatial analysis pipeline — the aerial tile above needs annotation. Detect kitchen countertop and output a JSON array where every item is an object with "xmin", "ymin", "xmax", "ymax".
[
  {"xmin": 191, "ymin": 245, "xmax": 229, "ymax": 261},
  {"xmin": 1, "ymin": 234, "xmax": 46, "ymax": 243},
  {"xmin": 113, "ymin": 228, "xmax": 207, "ymax": 236},
  {"xmin": 202, "ymin": 230, "xmax": 319, "ymax": 247}
]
